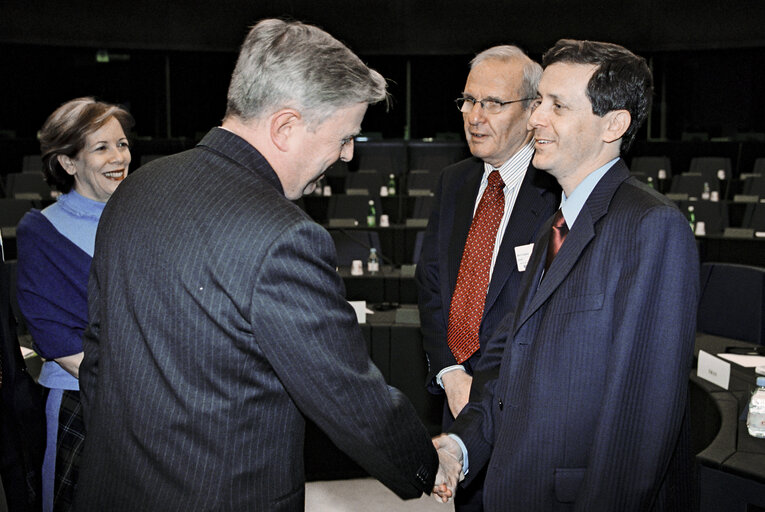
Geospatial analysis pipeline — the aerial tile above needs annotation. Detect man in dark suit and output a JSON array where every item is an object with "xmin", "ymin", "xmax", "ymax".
[
  {"xmin": 416, "ymin": 46, "xmax": 558, "ymax": 511},
  {"xmin": 433, "ymin": 40, "xmax": 699, "ymax": 511},
  {"xmin": 75, "ymin": 19, "xmax": 449, "ymax": 511}
]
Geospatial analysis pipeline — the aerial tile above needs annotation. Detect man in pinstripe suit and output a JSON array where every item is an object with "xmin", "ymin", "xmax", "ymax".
[
  {"xmin": 434, "ymin": 40, "xmax": 699, "ymax": 511},
  {"xmin": 75, "ymin": 19, "xmax": 448, "ymax": 511}
]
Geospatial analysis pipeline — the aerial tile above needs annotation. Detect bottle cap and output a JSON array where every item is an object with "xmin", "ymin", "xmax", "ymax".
[
  {"xmin": 758, "ymin": 376, "xmax": 765, "ymax": 387},
  {"xmin": 368, "ymin": 200, "xmax": 374, "ymax": 205},
  {"xmin": 688, "ymin": 205, "xmax": 694, "ymax": 212},
  {"xmin": 370, "ymin": 248, "xmax": 377, "ymax": 253}
]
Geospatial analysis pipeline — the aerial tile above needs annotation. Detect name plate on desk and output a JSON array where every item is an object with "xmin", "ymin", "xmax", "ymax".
[
  {"xmin": 697, "ymin": 350, "xmax": 731, "ymax": 390},
  {"xmin": 329, "ymin": 218, "xmax": 359, "ymax": 228}
]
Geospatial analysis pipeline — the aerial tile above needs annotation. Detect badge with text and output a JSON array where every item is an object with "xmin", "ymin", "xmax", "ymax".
[{"xmin": 514, "ymin": 243, "xmax": 534, "ymax": 272}]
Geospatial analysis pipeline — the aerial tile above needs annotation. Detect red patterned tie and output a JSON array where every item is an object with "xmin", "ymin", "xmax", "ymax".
[
  {"xmin": 447, "ymin": 170, "xmax": 505, "ymax": 363},
  {"xmin": 544, "ymin": 209, "xmax": 568, "ymax": 272}
]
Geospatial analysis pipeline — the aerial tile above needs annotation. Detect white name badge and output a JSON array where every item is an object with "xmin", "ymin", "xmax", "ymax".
[
  {"xmin": 514, "ymin": 243, "xmax": 534, "ymax": 272},
  {"xmin": 697, "ymin": 350, "xmax": 731, "ymax": 390}
]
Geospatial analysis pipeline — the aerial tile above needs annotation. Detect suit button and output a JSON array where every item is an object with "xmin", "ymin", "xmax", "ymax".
[{"xmin": 498, "ymin": 399, "xmax": 503, "ymax": 410}]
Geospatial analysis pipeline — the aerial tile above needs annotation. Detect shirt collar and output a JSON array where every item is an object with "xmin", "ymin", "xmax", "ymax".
[
  {"xmin": 482, "ymin": 140, "xmax": 534, "ymax": 189},
  {"xmin": 559, "ymin": 157, "xmax": 619, "ymax": 228}
]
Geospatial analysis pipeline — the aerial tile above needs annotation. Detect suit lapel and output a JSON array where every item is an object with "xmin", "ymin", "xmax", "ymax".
[
  {"xmin": 514, "ymin": 159, "xmax": 631, "ymax": 334},
  {"xmin": 484, "ymin": 164, "xmax": 552, "ymax": 313}
]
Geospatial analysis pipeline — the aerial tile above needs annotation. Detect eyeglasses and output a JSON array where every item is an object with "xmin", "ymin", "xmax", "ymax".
[{"xmin": 455, "ymin": 96, "xmax": 535, "ymax": 115}]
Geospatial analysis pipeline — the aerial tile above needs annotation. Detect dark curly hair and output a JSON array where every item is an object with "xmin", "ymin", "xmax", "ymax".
[
  {"xmin": 542, "ymin": 39, "xmax": 653, "ymax": 152},
  {"xmin": 39, "ymin": 97, "xmax": 134, "ymax": 193}
]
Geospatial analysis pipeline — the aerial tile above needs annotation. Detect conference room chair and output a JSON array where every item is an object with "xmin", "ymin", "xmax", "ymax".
[
  {"xmin": 743, "ymin": 202, "xmax": 765, "ymax": 233},
  {"xmin": 630, "ymin": 155, "xmax": 673, "ymax": 181},
  {"xmin": 329, "ymin": 230, "xmax": 383, "ymax": 266},
  {"xmin": 688, "ymin": 156, "xmax": 733, "ymax": 184},
  {"xmin": 669, "ymin": 174, "xmax": 718, "ymax": 201},
  {"xmin": 405, "ymin": 170, "xmax": 440, "ymax": 196},
  {"xmin": 407, "ymin": 195, "xmax": 436, "ymax": 222},
  {"xmin": 5, "ymin": 173, "xmax": 54, "ymax": 201},
  {"xmin": 751, "ymin": 157, "xmax": 765, "ymax": 176},
  {"xmin": 324, "ymin": 160, "xmax": 349, "ymax": 194},
  {"xmin": 407, "ymin": 140, "xmax": 470, "ymax": 174},
  {"xmin": 351, "ymin": 140, "xmax": 407, "ymax": 175},
  {"xmin": 0, "ymin": 199, "xmax": 35, "ymax": 238},
  {"xmin": 344, "ymin": 170, "xmax": 384, "ymax": 196},
  {"xmin": 327, "ymin": 195, "xmax": 383, "ymax": 226},
  {"xmin": 742, "ymin": 174, "xmax": 765, "ymax": 199},
  {"xmin": 678, "ymin": 200, "xmax": 729, "ymax": 235},
  {"xmin": 21, "ymin": 154, "xmax": 43, "ymax": 173},
  {"xmin": 411, "ymin": 230, "xmax": 426, "ymax": 265},
  {"xmin": 697, "ymin": 262, "xmax": 765, "ymax": 345}
]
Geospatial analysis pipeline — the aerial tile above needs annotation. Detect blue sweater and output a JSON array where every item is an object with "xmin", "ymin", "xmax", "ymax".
[{"xmin": 16, "ymin": 192, "xmax": 103, "ymax": 389}]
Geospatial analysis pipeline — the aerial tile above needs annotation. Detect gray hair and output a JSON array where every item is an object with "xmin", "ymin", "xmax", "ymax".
[
  {"xmin": 470, "ymin": 45, "xmax": 542, "ymax": 109},
  {"xmin": 225, "ymin": 19, "xmax": 388, "ymax": 127}
]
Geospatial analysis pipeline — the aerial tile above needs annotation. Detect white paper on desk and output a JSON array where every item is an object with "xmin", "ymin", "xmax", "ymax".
[
  {"xmin": 697, "ymin": 350, "xmax": 730, "ymax": 390},
  {"xmin": 348, "ymin": 300, "xmax": 367, "ymax": 324},
  {"xmin": 717, "ymin": 353, "xmax": 765, "ymax": 367},
  {"xmin": 20, "ymin": 346, "xmax": 35, "ymax": 358}
]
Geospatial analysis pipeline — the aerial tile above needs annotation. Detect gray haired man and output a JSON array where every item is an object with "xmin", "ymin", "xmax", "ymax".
[{"xmin": 76, "ymin": 19, "xmax": 456, "ymax": 511}]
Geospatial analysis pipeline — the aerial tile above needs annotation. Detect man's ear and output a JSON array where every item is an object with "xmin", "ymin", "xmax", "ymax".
[
  {"xmin": 58, "ymin": 154, "xmax": 77, "ymax": 176},
  {"xmin": 269, "ymin": 109, "xmax": 302, "ymax": 152},
  {"xmin": 603, "ymin": 110, "xmax": 631, "ymax": 144}
]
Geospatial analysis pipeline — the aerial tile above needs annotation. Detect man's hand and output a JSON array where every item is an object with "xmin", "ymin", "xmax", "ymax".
[
  {"xmin": 431, "ymin": 434, "xmax": 464, "ymax": 503},
  {"xmin": 441, "ymin": 369, "xmax": 473, "ymax": 418}
]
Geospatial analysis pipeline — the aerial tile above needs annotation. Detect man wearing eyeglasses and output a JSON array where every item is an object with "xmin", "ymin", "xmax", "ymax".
[{"xmin": 415, "ymin": 45, "xmax": 559, "ymax": 511}]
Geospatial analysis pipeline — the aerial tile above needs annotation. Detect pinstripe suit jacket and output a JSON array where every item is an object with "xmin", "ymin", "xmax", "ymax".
[
  {"xmin": 415, "ymin": 157, "xmax": 559, "ymax": 393},
  {"xmin": 451, "ymin": 160, "xmax": 699, "ymax": 511},
  {"xmin": 76, "ymin": 128, "xmax": 437, "ymax": 511}
]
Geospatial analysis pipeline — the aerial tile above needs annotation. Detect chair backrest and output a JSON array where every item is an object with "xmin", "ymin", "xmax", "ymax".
[
  {"xmin": 698, "ymin": 262, "xmax": 765, "ymax": 344},
  {"xmin": 406, "ymin": 170, "xmax": 440, "ymax": 195},
  {"xmin": 330, "ymin": 230, "xmax": 382, "ymax": 266},
  {"xmin": 688, "ymin": 156, "xmax": 733, "ymax": 181},
  {"xmin": 409, "ymin": 195, "xmax": 436, "ymax": 220},
  {"xmin": 352, "ymin": 141, "xmax": 407, "ymax": 175},
  {"xmin": 743, "ymin": 202, "xmax": 765, "ymax": 232},
  {"xmin": 5, "ymin": 173, "xmax": 53, "ymax": 200},
  {"xmin": 751, "ymin": 158, "xmax": 765, "ymax": 176},
  {"xmin": 630, "ymin": 156, "xmax": 672, "ymax": 180},
  {"xmin": 678, "ymin": 200, "xmax": 728, "ymax": 235},
  {"xmin": 742, "ymin": 175, "xmax": 765, "ymax": 198},
  {"xmin": 670, "ymin": 174, "xmax": 719, "ymax": 200},
  {"xmin": 22, "ymin": 154, "xmax": 43, "ymax": 173},
  {"xmin": 328, "ymin": 195, "xmax": 382, "ymax": 225},
  {"xmin": 412, "ymin": 230, "xmax": 426, "ymax": 265},
  {"xmin": 407, "ymin": 141, "xmax": 470, "ymax": 174},
  {"xmin": 0, "ymin": 199, "xmax": 36, "ymax": 229},
  {"xmin": 345, "ymin": 170, "xmax": 383, "ymax": 196}
]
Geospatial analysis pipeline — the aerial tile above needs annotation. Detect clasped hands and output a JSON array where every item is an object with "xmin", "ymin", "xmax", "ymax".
[{"xmin": 431, "ymin": 434, "xmax": 464, "ymax": 503}]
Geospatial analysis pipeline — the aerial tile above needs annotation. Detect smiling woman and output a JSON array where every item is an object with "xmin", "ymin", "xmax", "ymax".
[{"xmin": 14, "ymin": 97, "xmax": 134, "ymax": 512}]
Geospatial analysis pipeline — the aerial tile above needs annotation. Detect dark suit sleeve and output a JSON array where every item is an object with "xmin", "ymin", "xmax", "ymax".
[
  {"xmin": 415, "ymin": 172, "xmax": 458, "ymax": 391},
  {"xmin": 249, "ymin": 219, "xmax": 438, "ymax": 499},
  {"xmin": 574, "ymin": 205, "xmax": 698, "ymax": 511},
  {"xmin": 79, "ymin": 260, "xmax": 101, "ymax": 431}
]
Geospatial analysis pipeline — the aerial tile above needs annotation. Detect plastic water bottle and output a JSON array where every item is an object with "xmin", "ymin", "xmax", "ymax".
[
  {"xmin": 366, "ymin": 200, "xmax": 377, "ymax": 227},
  {"xmin": 687, "ymin": 205, "xmax": 696, "ymax": 232},
  {"xmin": 647, "ymin": 176, "xmax": 654, "ymax": 189},
  {"xmin": 746, "ymin": 376, "xmax": 765, "ymax": 438},
  {"xmin": 701, "ymin": 181, "xmax": 710, "ymax": 200},
  {"xmin": 387, "ymin": 173, "xmax": 396, "ymax": 196},
  {"xmin": 367, "ymin": 247, "xmax": 380, "ymax": 274}
]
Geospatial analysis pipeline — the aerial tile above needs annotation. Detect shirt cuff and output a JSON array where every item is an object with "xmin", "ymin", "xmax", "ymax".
[
  {"xmin": 448, "ymin": 434, "xmax": 469, "ymax": 475},
  {"xmin": 436, "ymin": 365, "xmax": 466, "ymax": 388}
]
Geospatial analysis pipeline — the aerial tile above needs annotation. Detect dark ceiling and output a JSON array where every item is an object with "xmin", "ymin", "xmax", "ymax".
[{"xmin": 3, "ymin": 0, "xmax": 764, "ymax": 55}]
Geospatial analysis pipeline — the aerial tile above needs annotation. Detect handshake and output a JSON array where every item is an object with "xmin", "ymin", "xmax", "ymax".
[{"xmin": 431, "ymin": 434, "xmax": 465, "ymax": 503}]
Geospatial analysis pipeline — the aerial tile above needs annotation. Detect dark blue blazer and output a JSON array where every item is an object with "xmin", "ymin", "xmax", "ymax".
[
  {"xmin": 452, "ymin": 160, "xmax": 699, "ymax": 511},
  {"xmin": 76, "ymin": 128, "xmax": 437, "ymax": 511},
  {"xmin": 416, "ymin": 156, "xmax": 559, "ymax": 393}
]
